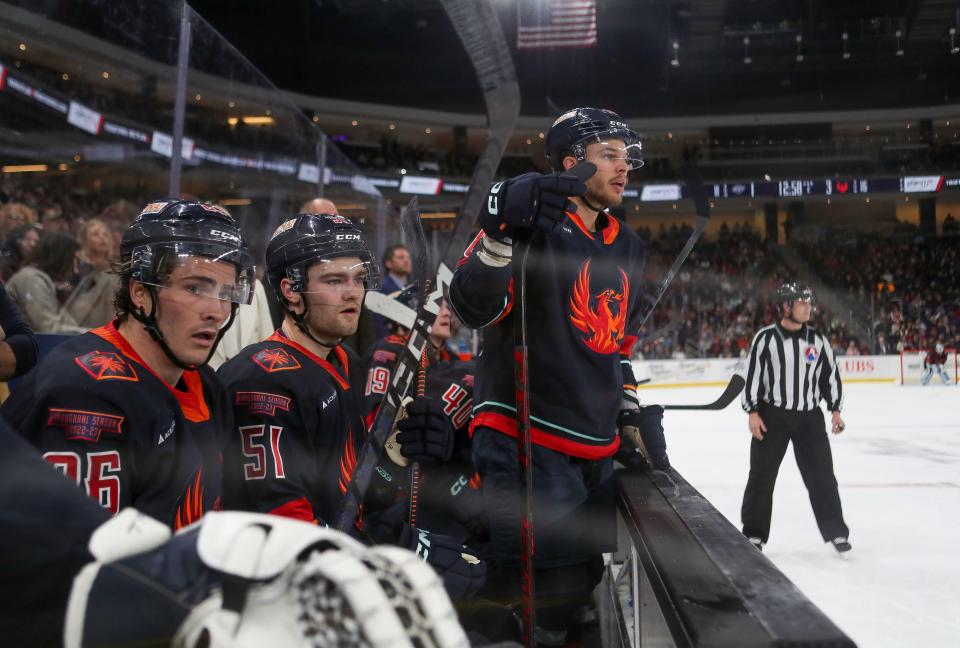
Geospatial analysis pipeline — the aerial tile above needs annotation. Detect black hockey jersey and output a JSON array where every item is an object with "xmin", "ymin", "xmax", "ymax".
[
  {"xmin": 450, "ymin": 211, "xmax": 646, "ymax": 459},
  {"xmin": 218, "ymin": 330, "xmax": 365, "ymax": 525},
  {"xmin": 1, "ymin": 322, "xmax": 230, "ymax": 529},
  {"xmin": 361, "ymin": 338, "xmax": 482, "ymax": 540}
]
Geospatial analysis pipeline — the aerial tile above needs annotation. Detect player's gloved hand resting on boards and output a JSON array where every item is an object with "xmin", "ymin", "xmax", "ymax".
[
  {"xmin": 395, "ymin": 396, "xmax": 455, "ymax": 463},
  {"xmin": 617, "ymin": 405, "xmax": 670, "ymax": 470}
]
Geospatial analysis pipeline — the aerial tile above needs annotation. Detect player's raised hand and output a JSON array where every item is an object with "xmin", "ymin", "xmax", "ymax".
[
  {"xmin": 478, "ymin": 162, "xmax": 596, "ymax": 239},
  {"xmin": 748, "ymin": 411, "xmax": 767, "ymax": 441}
]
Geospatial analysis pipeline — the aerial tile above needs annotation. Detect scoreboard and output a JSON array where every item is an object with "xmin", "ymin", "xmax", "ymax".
[{"xmin": 625, "ymin": 175, "xmax": 955, "ymax": 202}]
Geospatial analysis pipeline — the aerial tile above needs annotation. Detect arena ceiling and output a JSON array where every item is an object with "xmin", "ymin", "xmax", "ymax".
[{"xmin": 183, "ymin": 0, "xmax": 960, "ymax": 120}]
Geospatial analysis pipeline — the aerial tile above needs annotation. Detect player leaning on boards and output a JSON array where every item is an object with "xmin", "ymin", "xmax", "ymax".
[
  {"xmin": 217, "ymin": 213, "xmax": 485, "ymax": 601},
  {"xmin": 1, "ymin": 200, "xmax": 254, "ymax": 528},
  {"xmin": 741, "ymin": 282, "xmax": 851, "ymax": 555},
  {"xmin": 449, "ymin": 108, "xmax": 667, "ymax": 644}
]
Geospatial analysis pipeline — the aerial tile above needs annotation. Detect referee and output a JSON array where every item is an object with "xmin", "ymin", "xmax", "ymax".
[{"xmin": 740, "ymin": 282, "xmax": 851, "ymax": 555}]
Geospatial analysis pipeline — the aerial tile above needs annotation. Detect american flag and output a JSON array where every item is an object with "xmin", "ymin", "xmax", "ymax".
[{"xmin": 517, "ymin": 0, "xmax": 598, "ymax": 50}]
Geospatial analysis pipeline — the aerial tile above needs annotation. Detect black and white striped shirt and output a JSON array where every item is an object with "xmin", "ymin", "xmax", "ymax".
[{"xmin": 741, "ymin": 323, "xmax": 843, "ymax": 413}]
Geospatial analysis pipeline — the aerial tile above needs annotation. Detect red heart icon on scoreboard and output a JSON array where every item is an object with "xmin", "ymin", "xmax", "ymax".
[{"xmin": 836, "ymin": 181, "xmax": 849, "ymax": 194}]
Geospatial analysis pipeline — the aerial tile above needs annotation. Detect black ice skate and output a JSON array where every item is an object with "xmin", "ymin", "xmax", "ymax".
[
  {"xmin": 747, "ymin": 536, "xmax": 764, "ymax": 552},
  {"xmin": 831, "ymin": 537, "xmax": 852, "ymax": 554}
]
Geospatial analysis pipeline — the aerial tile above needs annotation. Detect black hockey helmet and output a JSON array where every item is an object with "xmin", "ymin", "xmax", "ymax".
[
  {"xmin": 775, "ymin": 282, "xmax": 815, "ymax": 305},
  {"xmin": 117, "ymin": 199, "xmax": 256, "ymax": 369},
  {"xmin": 265, "ymin": 212, "xmax": 381, "ymax": 295},
  {"xmin": 545, "ymin": 107, "xmax": 643, "ymax": 171},
  {"xmin": 120, "ymin": 199, "xmax": 256, "ymax": 303}
]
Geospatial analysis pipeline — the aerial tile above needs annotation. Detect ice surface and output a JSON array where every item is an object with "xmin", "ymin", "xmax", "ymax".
[{"xmin": 639, "ymin": 382, "xmax": 960, "ymax": 648}]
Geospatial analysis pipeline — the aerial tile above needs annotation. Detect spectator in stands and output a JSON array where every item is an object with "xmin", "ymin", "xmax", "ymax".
[
  {"xmin": 0, "ymin": 202, "xmax": 36, "ymax": 240},
  {"xmin": 6, "ymin": 233, "xmax": 86, "ymax": 334},
  {"xmin": 64, "ymin": 218, "xmax": 119, "ymax": 330},
  {"xmin": 943, "ymin": 213, "xmax": 957, "ymax": 235},
  {"xmin": 373, "ymin": 243, "xmax": 412, "ymax": 339},
  {"xmin": 40, "ymin": 207, "xmax": 70, "ymax": 235},
  {"xmin": 0, "ymin": 224, "xmax": 41, "ymax": 282}
]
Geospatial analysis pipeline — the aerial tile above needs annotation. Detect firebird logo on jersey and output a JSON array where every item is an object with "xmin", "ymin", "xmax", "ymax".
[
  {"xmin": 252, "ymin": 348, "xmax": 302, "ymax": 373},
  {"xmin": 569, "ymin": 260, "xmax": 629, "ymax": 355},
  {"xmin": 75, "ymin": 351, "xmax": 138, "ymax": 381},
  {"xmin": 174, "ymin": 467, "xmax": 205, "ymax": 531}
]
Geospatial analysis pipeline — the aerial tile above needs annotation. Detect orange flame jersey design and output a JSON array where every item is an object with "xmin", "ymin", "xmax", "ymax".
[
  {"xmin": 174, "ymin": 467, "xmax": 205, "ymax": 530},
  {"xmin": 569, "ymin": 260, "xmax": 629, "ymax": 355},
  {"xmin": 338, "ymin": 425, "xmax": 358, "ymax": 495}
]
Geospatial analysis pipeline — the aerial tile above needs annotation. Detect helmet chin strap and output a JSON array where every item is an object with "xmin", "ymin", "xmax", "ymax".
[
  {"xmin": 286, "ymin": 297, "xmax": 343, "ymax": 351},
  {"xmin": 131, "ymin": 285, "xmax": 236, "ymax": 372}
]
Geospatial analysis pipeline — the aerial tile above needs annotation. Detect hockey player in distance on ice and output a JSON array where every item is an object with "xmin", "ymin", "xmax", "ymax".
[{"xmin": 922, "ymin": 343, "xmax": 952, "ymax": 385}]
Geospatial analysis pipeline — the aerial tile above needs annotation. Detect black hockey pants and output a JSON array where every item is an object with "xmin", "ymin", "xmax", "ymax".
[{"xmin": 741, "ymin": 403, "xmax": 849, "ymax": 544}]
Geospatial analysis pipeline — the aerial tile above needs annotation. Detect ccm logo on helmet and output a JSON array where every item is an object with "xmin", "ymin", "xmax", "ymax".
[
  {"xmin": 609, "ymin": 120, "xmax": 628, "ymax": 129},
  {"xmin": 209, "ymin": 229, "xmax": 240, "ymax": 243},
  {"xmin": 335, "ymin": 234, "xmax": 360, "ymax": 241}
]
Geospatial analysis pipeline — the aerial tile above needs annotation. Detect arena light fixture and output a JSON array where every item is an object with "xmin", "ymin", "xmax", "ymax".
[
  {"xmin": 842, "ymin": 31, "xmax": 850, "ymax": 59},
  {"xmin": 2, "ymin": 164, "xmax": 48, "ymax": 173},
  {"xmin": 242, "ymin": 116, "xmax": 274, "ymax": 125},
  {"xmin": 951, "ymin": 28, "xmax": 959, "ymax": 54},
  {"xmin": 795, "ymin": 34, "xmax": 804, "ymax": 62},
  {"xmin": 895, "ymin": 30, "xmax": 904, "ymax": 57},
  {"xmin": 18, "ymin": 43, "xmax": 26, "ymax": 51},
  {"xmin": 743, "ymin": 36, "xmax": 751, "ymax": 64}
]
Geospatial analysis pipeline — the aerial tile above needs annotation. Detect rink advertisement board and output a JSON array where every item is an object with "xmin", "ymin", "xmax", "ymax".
[{"xmin": 635, "ymin": 355, "xmax": 899, "ymax": 388}]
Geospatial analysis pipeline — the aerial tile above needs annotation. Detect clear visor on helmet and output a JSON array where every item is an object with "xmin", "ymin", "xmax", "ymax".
[
  {"xmin": 131, "ymin": 244, "xmax": 256, "ymax": 307},
  {"xmin": 295, "ymin": 257, "xmax": 381, "ymax": 306},
  {"xmin": 582, "ymin": 138, "xmax": 644, "ymax": 170}
]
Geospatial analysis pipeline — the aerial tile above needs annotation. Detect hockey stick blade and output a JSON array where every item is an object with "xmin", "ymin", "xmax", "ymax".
[{"xmin": 662, "ymin": 374, "xmax": 746, "ymax": 410}]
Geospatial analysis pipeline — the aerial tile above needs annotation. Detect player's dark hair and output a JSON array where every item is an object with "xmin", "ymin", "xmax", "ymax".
[
  {"xmin": 33, "ymin": 232, "xmax": 79, "ymax": 282},
  {"xmin": 112, "ymin": 252, "xmax": 179, "ymax": 323}
]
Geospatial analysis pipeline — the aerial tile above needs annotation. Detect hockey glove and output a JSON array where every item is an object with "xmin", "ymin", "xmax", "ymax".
[
  {"xmin": 478, "ymin": 171, "xmax": 588, "ymax": 240},
  {"xmin": 396, "ymin": 396, "xmax": 455, "ymax": 463},
  {"xmin": 618, "ymin": 405, "xmax": 670, "ymax": 470},
  {"xmin": 397, "ymin": 523, "xmax": 487, "ymax": 601}
]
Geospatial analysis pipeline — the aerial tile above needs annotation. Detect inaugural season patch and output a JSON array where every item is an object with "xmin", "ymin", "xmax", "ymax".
[
  {"xmin": 75, "ymin": 350, "xmax": 138, "ymax": 381},
  {"xmin": 47, "ymin": 408, "xmax": 124, "ymax": 442},
  {"xmin": 804, "ymin": 345, "xmax": 820, "ymax": 364},
  {"xmin": 235, "ymin": 391, "xmax": 292, "ymax": 416},
  {"xmin": 252, "ymin": 347, "xmax": 302, "ymax": 373}
]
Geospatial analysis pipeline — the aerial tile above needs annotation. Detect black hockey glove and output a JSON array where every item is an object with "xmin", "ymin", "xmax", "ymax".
[
  {"xmin": 617, "ymin": 405, "xmax": 670, "ymax": 470},
  {"xmin": 396, "ymin": 396, "xmax": 455, "ymax": 463},
  {"xmin": 478, "ymin": 170, "xmax": 588, "ymax": 240},
  {"xmin": 397, "ymin": 523, "xmax": 487, "ymax": 601}
]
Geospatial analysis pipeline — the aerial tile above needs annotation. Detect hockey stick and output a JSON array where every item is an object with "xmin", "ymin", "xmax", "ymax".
[
  {"xmin": 512, "ymin": 228, "xmax": 537, "ymax": 647},
  {"xmin": 633, "ymin": 165, "xmax": 711, "ymax": 334},
  {"xmin": 662, "ymin": 374, "xmax": 746, "ymax": 410},
  {"xmin": 336, "ymin": 199, "xmax": 439, "ymax": 534},
  {"xmin": 342, "ymin": 0, "xmax": 519, "ymax": 533}
]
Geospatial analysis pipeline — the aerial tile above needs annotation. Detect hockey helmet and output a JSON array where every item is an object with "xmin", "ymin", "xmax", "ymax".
[
  {"xmin": 935, "ymin": 342, "xmax": 945, "ymax": 354},
  {"xmin": 545, "ymin": 107, "xmax": 643, "ymax": 171},
  {"xmin": 120, "ymin": 200, "xmax": 255, "ymax": 306},
  {"xmin": 775, "ymin": 282, "xmax": 815, "ymax": 306},
  {"xmin": 266, "ymin": 213, "xmax": 380, "ymax": 295}
]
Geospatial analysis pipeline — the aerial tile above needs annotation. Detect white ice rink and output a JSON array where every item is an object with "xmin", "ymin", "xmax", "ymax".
[{"xmin": 639, "ymin": 381, "xmax": 960, "ymax": 648}]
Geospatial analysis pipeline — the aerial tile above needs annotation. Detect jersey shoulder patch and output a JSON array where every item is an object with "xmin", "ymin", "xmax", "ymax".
[
  {"xmin": 74, "ymin": 350, "xmax": 139, "ymax": 382},
  {"xmin": 251, "ymin": 347, "xmax": 302, "ymax": 373}
]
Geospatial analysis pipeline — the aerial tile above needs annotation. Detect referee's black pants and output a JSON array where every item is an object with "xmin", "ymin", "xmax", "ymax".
[{"xmin": 741, "ymin": 403, "xmax": 849, "ymax": 544}]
